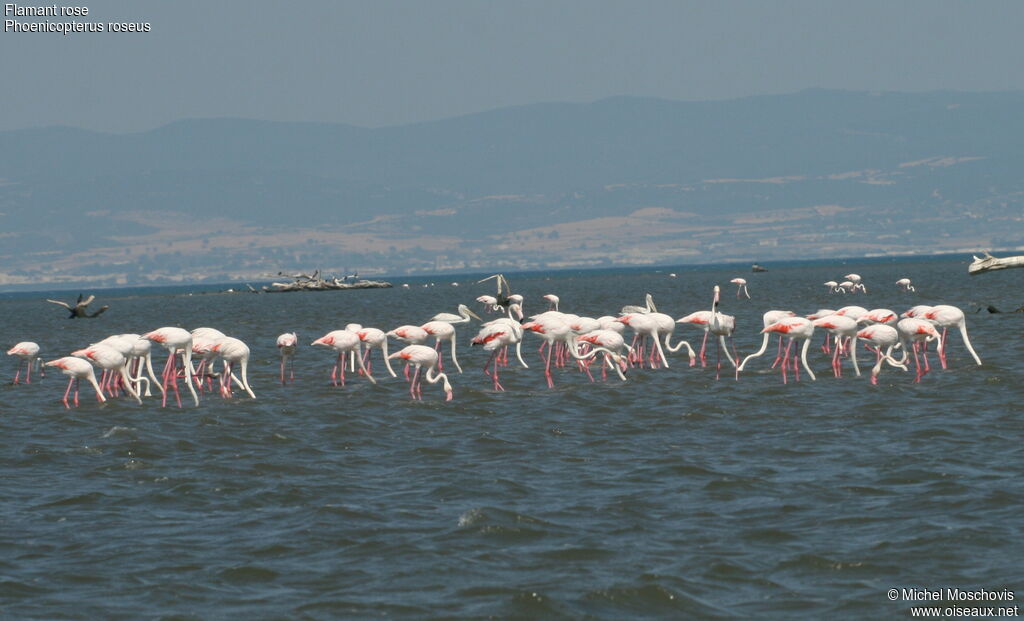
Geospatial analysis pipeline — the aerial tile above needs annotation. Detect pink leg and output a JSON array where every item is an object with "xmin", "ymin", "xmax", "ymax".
[
  {"xmin": 772, "ymin": 336, "xmax": 786, "ymax": 368},
  {"xmin": 545, "ymin": 345, "xmax": 555, "ymax": 388},
  {"xmin": 409, "ymin": 366, "xmax": 420, "ymax": 399},
  {"xmin": 780, "ymin": 340, "xmax": 793, "ymax": 384},
  {"xmin": 62, "ymin": 377, "xmax": 74, "ymax": 408}
]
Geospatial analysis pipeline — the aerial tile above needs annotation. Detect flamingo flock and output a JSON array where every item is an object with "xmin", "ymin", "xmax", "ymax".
[{"xmin": 6, "ymin": 276, "xmax": 988, "ymax": 407}]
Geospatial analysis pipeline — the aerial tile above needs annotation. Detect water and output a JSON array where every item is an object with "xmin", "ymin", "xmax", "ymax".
[{"xmin": 2, "ymin": 256, "xmax": 1023, "ymax": 619}]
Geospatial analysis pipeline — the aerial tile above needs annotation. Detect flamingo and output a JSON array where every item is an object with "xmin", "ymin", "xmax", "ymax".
[
  {"xmin": 844, "ymin": 273, "xmax": 866, "ymax": 293},
  {"xmin": 522, "ymin": 316, "xmax": 573, "ymax": 387},
  {"xmin": 523, "ymin": 316, "xmax": 623, "ymax": 387},
  {"xmin": 596, "ymin": 315, "xmax": 626, "ymax": 334},
  {"xmin": 355, "ymin": 328, "xmax": 397, "ymax": 378},
  {"xmin": 616, "ymin": 313, "xmax": 668, "ymax": 370},
  {"xmin": 117, "ymin": 334, "xmax": 162, "ymax": 397},
  {"xmin": 45, "ymin": 357, "xmax": 105, "ymax": 408},
  {"xmin": 901, "ymin": 305, "xmax": 935, "ymax": 319},
  {"xmin": 481, "ymin": 316, "xmax": 529, "ymax": 370},
  {"xmin": 649, "ymin": 312, "xmax": 697, "ymax": 366},
  {"xmin": 923, "ymin": 305, "xmax": 982, "ymax": 367},
  {"xmin": 676, "ymin": 310, "xmax": 713, "ymax": 366},
  {"xmin": 576, "ymin": 330, "xmax": 628, "ymax": 381},
  {"xmin": 143, "ymin": 327, "xmax": 199, "ymax": 408},
  {"xmin": 70, "ymin": 343, "xmax": 142, "ymax": 404},
  {"xmin": 211, "ymin": 337, "xmax": 255, "ymax": 398},
  {"xmin": 856, "ymin": 324, "xmax": 908, "ymax": 385},
  {"xmin": 738, "ymin": 310, "xmax": 797, "ymax": 372},
  {"xmin": 895, "ymin": 318, "xmax": 942, "ymax": 382},
  {"xmin": 834, "ymin": 305, "xmax": 869, "ymax": 322},
  {"xmin": 806, "ymin": 309, "xmax": 837, "ymax": 354},
  {"xmin": 543, "ymin": 294, "xmax": 560, "ymax": 311},
  {"xmin": 471, "ymin": 323, "xmax": 519, "ymax": 391},
  {"xmin": 476, "ymin": 295, "xmax": 499, "ymax": 313},
  {"xmin": 824, "ymin": 281, "xmax": 844, "ymax": 294},
  {"xmin": 420, "ymin": 320, "xmax": 464, "ymax": 373},
  {"xmin": 277, "ymin": 332, "xmax": 297, "ymax": 384},
  {"xmin": 858, "ymin": 308, "xmax": 899, "ymax": 325},
  {"xmin": 7, "ymin": 342, "xmax": 42, "ymax": 384},
  {"xmin": 706, "ymin": 285, "xmax": 737, "ymax": 379},
  {"xmin": 730, "ymin": 278, "xmax": 750, "ymax": 299},
  {"xmin": 389, "ymin": 345, "xmax": 454, "ymax": 401},
  {"xmin": 896, "ymin": 278, "xmax": 915, "ymax": 292},
  {"xmin": 759, "ymin": 317, "xmax": 816, "ymax": 383},
  {"xmin": 311, "ymin": 330, "xmax": 375, "ymax": 386},
  {"xmin": 810, "ymin": 315, "xmax": 861, "ymax": 377}
]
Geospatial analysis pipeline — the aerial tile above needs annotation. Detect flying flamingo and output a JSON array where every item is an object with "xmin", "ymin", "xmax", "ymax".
[
  {"xmin": 922, "ymin": 305, "xmax": 982, "ymax": 367},
  {"xmin": 811, "ymin": 314, "xmax": 861, "ymax": 377},
  {"xmin": 45, "ymin": 356, "xmax": 106, "ymax": 408},
  {"xmin": 143, "ymin": 327, "xmax": 199, "ymax": 408},
  {"xmin": 896, "ymin": 278, "xmax": 915, "ymax": 292},
  {"xmin": 211, "ymin": 337, "xmax": 256, "ymax": 398},
  {"xmin": 730, "ymin": 278, "xmax": 750, "ymax": 299},
  {"xmin": 758, "ymin": 317, "xmax": 816, "ymax": 383},
  {"xmin": 311, "ymin": 330, "xmax": 375, "ymax": 386},
  {"xmin": 388, "ymin": 344, "xmax": 453, "ymax": 401},
  {"xmin": 70, "ymin": 343, "xmax": 142, "ymax": 404},
  {"xmin": 856, "ymin": 324, "xmax": 908, "ymax": 385},
  {"xmin": 7, "ymin": 342, "xmax": 42, "ymax": 384},
  {"xmin": 738, "ymin": 310, "xmax": 797, "ymax": 372},
  {"xmin": 895, "ymin": 317, "xmax": 943, "ymax": 382},
  {"xmin": 277, "ymin": 332, "xmax": 297, "ymax": 384}
]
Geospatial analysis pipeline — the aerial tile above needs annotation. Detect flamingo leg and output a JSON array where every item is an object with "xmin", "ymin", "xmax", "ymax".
[
  {"xmin": 62, "ymin": 377, "xmax": 74, "ymax": 408},
  {"xmin": 545, "ymin": 343, "xmax": 555, "ymax": 388}
]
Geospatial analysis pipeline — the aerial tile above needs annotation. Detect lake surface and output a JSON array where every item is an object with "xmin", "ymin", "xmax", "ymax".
[{"xmin": 2, "ymin": 256, "xmax": 1023, "ymax": 619}]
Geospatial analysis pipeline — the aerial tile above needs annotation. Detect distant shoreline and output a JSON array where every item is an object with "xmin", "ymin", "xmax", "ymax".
[{"xmin": 0, "ymin": 250, "xmax": 979, "ymax": 297}]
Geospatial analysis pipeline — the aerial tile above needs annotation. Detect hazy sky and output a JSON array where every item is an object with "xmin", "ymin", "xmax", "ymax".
[{"xmin": 3, "ymin": 0, "xmax": 1023, "ymax": 132}]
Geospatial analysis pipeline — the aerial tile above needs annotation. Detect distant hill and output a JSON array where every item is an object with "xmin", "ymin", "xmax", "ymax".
[{"xmin": 2, "ymin": 89, "xmax": 1023, "ymax": 287}]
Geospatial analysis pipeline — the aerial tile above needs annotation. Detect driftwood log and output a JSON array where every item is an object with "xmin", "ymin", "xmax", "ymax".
[
  {"xmin": 969, "ymin": 252, "xmax": 1024, "ymax": 275},
  {"xmin": 262, "ymin": 272, "xmax": 392, "ymax": 292}
]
